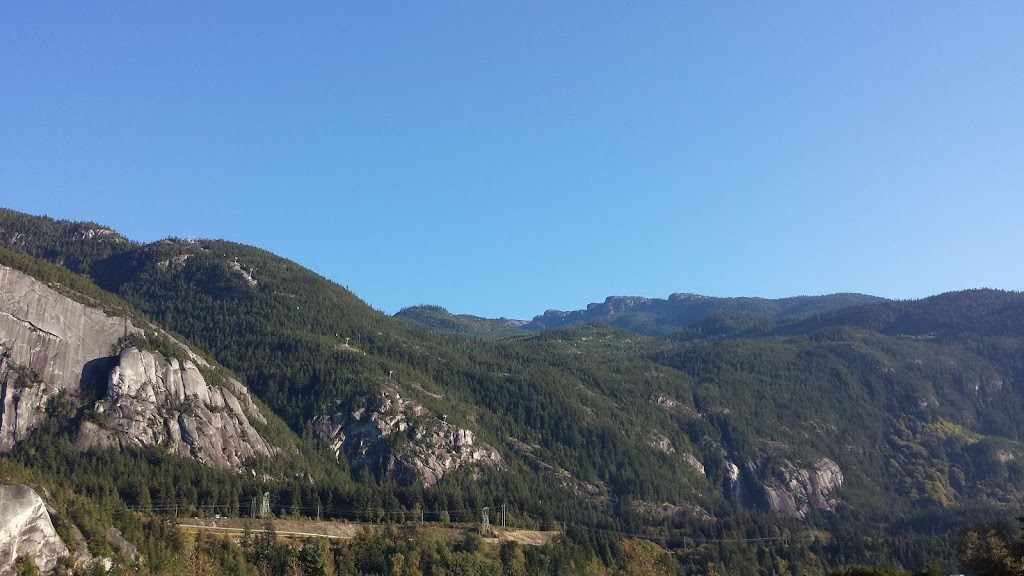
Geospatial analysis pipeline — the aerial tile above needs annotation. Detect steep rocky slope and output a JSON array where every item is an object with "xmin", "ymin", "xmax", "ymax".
[
  {"xmin": 762, "ymin": 458, "xmax": 844, "ymax": 519},
  {"xmin": 0, "ymin": 262, "xmax": 275, "ymax": 471},
  {"xmin": 0, "ymin": 263, "xmax": 135, "ymax": 452},
  {"xmin": 75, "ymin": 346, "xmax": 274, "ymax": 470},
  {"xmin": 315, "ymin": 387, "xmax": 501, "ymax": 486}
]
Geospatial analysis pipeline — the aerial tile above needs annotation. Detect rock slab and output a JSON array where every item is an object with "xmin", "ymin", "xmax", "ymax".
[
  {"xmin": 764, "ymin": 458, "xmax": 844, "ymax": 519},
  {"xmin": 0, "ymin": 484, "xmax": 69, "ymax": 575},
  {"xmin": 0, "ymin": 264, "xmax": 135, "ymax": 452}
]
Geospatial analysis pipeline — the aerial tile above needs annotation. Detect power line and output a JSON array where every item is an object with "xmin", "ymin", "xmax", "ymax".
[{"xmin": 106, "ymin": 496, "xmax": 956, "ymax": 552}]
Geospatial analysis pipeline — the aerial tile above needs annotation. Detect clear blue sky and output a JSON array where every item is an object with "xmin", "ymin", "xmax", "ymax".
[{"xmin": 2, "ymin": 3, "xmax": 1022, "ymax": 319}]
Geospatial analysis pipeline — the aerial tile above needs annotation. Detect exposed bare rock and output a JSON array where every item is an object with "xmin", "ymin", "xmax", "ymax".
[
  {"xmin": 0, "ymin": 484, "xmax": 69, "ymax": 575},
  {"xmin": 73, "ymin": 228, "xmax": 124, "ymax": 242},
  {"xmin": 656, "ymin": 395, "xmax": 680, "ymax": 411},
  {"xmin": 650, "ymin": 433, "xmax": 676, "ymax": 454},
  {"xmin": 67, "ymin": 524, "xmax": 93, "ymax": 567},
  {"xmin": 227, "ymin": 259, "xmax": 257, "ymax": 286},
  {"xmin": 682, "ymin": 453, "xmax": 706, "ymax": 476},
  {"xmin": 75, "ymin": 347, "xmax": 274, "ymax": 471},
  {"xmin": 764, "ymin": 458, "xmax": 844, "ymax": 519},
  {"xmin": 105, "ymin": 528, "xmax": 140, "ymax": 563},
  {"xmin": 0, "ymin": 264, "xmax": 138, "ymax": 452},
  {"xmin": 315, "ymin": 388, "xmax": 500, "ymax": 487},
  {"xmin": 0, "ymin": 263, "xmax": 275, "ymax": 472},
  {"xmin": 156, "ymin": 254, "xmax": 191, "ymax": 271},
  {"xmin": 726, "ymin": 460, "xmax": 741, "ymax": 491},
  {"xmin": 526, "ymin": 296, "xmax": 653, "ymax": 331}
]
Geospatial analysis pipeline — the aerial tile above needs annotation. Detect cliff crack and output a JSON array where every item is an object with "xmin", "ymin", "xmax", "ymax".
[{"xmin": 0, "ymin": 311, "xmax": 62, "ymax": 341}]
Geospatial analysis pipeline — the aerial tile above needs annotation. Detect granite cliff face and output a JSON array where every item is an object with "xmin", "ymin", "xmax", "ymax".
[
  {"xmin": 75, "ymin": 346, "xmax": 274, "ymax": 470},
  {"xmin": 0, "ymin": 484, "xmax": 69, "ymax": 575},
  {"xmin": 763, "ymin": 458, "xmax": 844, "ymax": 519},
  {"xmin": 0, "ymin": 264, "xmax": 135, "ymax": 452},
  {"xmin": 526, "ymin": 296, "xmax": 653, "ymax": 332},
  {"xmin": 315, "ymin": 388, "xmax": 501, "ymax": 486},
  {"xmin": 0, "ymin": 263, "xmax": 275, "ymax": 471}
]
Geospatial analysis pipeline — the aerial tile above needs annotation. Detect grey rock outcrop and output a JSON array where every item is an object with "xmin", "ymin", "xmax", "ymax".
[
  {"xmin": 0, "ymin": 262, "xmax": 275, "ymax": 472},
  {"xmin": 105, "ymin": 528, "xmax": 140, "ymax": 563},
  {"xmin": 650, "ymin": 433, "xmax": 675, "ymax": 454},
  {"xmin": 75, "ymin": 347, "xmax": 273, "ymax": 470},
  {"xmin": 0, "ymin": 484, "xmax": 69, "ymax": 575},
  {"xmin": 73, "ymin": 228, "xmax": 124, "ymax": 242},
  {"xmin": 764, "ymin": 458, "xmax": 844, "ymax": 519},
  {"xmin": 316, "ymin": 388, "xmax": 501, "ymax": 487},
  {"xmin": 0, "ymin": 264, "xmax": 137, "ymax": 451},
  {"xmin": 227, "ymin": 260, "xmax": 257, "ymax": 286},
  {"xmin": 682, "ymin": 453, "xmax": 706, "ymax": 476}
]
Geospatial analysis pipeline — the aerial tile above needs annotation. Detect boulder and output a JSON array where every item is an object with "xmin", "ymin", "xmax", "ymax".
[{"xmin": 0, "ymin": 484, "xmax": 69, "ymax": 575}]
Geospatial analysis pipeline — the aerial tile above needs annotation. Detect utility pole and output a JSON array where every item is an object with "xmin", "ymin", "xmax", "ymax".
[
  {"xmin": 317, "ymin": 505, "xmax": 321, "ymax": 522},
  {"xmin": 502, "ymin": 503, "xmax": 505, "ymax": 528}
]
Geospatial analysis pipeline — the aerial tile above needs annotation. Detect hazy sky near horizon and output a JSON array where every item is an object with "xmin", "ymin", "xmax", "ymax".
[{"xmin": 2, "ymin": 3, "xmax": 1022, "ymax": 319}]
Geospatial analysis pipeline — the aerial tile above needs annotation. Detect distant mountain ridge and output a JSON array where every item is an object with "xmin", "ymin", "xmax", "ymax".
[
  {"xmin": 395, "ymin": 304, "xmax": 528, "ymax": 338},
  {"xmin": 522, "ymin": 292, "xmax": 888, "ymax": 336},
  {"xmin": 780, "ymin": 288, "xmax": 1024, "ymax": 341},
  {"xmin": 397, "ymin": 293, "xmax": 889, "ymax": 339}
]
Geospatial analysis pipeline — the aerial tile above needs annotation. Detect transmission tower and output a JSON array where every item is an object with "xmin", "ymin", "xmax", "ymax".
[
  {"xmin": 482, "ymin": 507, "xmax": 490, "ymax": 535},
  {"xmin": 259, "ymin": 492, "xmax": 271, "ymax": 518}
]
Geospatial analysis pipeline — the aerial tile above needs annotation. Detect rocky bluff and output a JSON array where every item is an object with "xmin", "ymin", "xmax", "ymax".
[
  {"xmin": 0, "ymin": 263, "xmax": 274, "ymax": 470},
  {"xmin": 316, "ymin": 388, "xmax": 501, "ymax": 487}
]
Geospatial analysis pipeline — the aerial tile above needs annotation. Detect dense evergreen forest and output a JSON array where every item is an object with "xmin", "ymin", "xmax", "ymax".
[{"xmin": 3, "ymin": 208, "xmax": 1024, "ymax": 574}]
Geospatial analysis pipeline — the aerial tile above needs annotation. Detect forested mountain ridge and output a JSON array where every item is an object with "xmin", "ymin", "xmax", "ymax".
[
  {"xmin": 522, "ymin": 292, "xmax": 888, "ymax": 335},
  {"xmin": 391, "ymin": 289, "xmax": 888, "ymax": 338},
  {"xmin": 781, "ymin": 288, "xmax": 1024, "ymax": 340},
  {"xmin": 4, "ymin": 206, "xmax": 1024, "ymax": 574},
  {"xmin": 392, "ymin": 292, "xmax": 888, "ymax": 339},
  {"xmin": 394, "ymin": 304, "xmax": 528, "ymax": 339}
]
